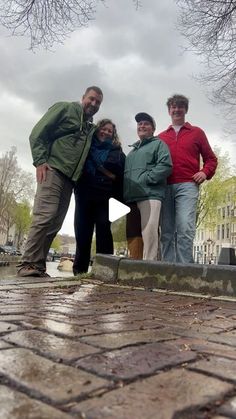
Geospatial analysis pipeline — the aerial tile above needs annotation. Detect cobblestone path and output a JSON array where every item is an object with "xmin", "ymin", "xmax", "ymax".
[{"xmin": 0, "ymin": 276, "xmax": 236, "ymax": 418}]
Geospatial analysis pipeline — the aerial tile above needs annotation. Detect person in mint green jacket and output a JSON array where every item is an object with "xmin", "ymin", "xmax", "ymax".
[
  {"xmin": 17, "ymin": 86, "xmax": 103, "ymax": 277},
  {"xmin": 124, "ymin": 112, "xmax": 172, "ymax": 260}
]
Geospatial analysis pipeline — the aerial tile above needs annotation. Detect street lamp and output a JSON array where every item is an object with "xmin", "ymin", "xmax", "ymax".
[{"xmin": 206, "ymin": 238, "xmax": 215, "ymax": 264}]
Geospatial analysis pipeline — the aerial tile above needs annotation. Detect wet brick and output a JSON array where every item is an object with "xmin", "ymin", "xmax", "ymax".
[
  {"xmin": 0, "ymin": 275, "xmax": 236, "ymax": 417},
  {"xmin": 173, "ymin": 337, "xmax": 236, "ymax": 360},
  {"xmin": 207, "ymin": 329, "xmax": 236, "ymax": 346},
  {"xmin": 0, "ymin": 340, "xmax": 12, "ymax": 349},
  {"xmin": 89, "ymin": 319, "xmax": 164, "ymax": 333},
  {"xmin": 76, "ymin": 340, "xmax": 196, "ymax": 379},
  {"xmin": 0, "ymin": 321, "xmax": 19, "ymax": 333},
  {"xmin": 202, "ymin": 317, "xmax": 236, "ymax": 330},
  {"xmin": 0, "ymin": 315, "xmax": 29, "ymax": 322},
  {"xmin": 94, "ymin": 311, "xmax": 159, "ymax": 323},
  {"xmin": 4, "ymin": 330, "xmax": 100, "ymax": 360},
  {"xmin": 0, "ymin": 385, "xmax": 71, "ymax": 418},
  {"xmin": 219, "ymin": 396, "xmax": 236, "ymax": 418},
  {"xmin": 18, "ymin": 318, "xmax": 99, "ymax": 337},
  {"xmin": 72, "ymin": 369, "xmax": 233, "ymax": 419},
  {"xmin": 80, "ymin": 329, "xmax": 176, "ymax": 349},
  {"xmin": 189, "ymin": 356, "xmax": 236, "ymax": 382},
  {"xmin": 28, "ymin": 312, "xmax": 97, "ymax": 326},
  {"xmin": 0, "ymin": 348, "xmax": 109, "ymax": 403},
  {"xmin": 164, "ymin": 324, "xmax": 221, "ymax": 339}
]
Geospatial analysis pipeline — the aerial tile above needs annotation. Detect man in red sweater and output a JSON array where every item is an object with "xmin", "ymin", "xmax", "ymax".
[{"xmin": 158, "ymin": 94, "xmax": 217, "ymax": 263}]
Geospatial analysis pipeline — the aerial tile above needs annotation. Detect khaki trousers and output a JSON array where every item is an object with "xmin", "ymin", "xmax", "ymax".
[
  {"xmin": 22, "ymin": 169, "xmax": 73, "ymax": 270},
  {"xmin": 137, "ymin": 199, "xmax": 162, "ymax": 261}
]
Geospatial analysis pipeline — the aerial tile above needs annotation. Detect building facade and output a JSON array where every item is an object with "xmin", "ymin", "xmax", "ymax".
[{"xmin": 194, "ymin": 176, "xmax": 236, "ymax": 264}]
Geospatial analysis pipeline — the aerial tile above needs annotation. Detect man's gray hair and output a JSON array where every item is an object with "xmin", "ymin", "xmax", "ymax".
[{"xmin": 84, "ymin": 86, "xmax": 103, "ymax": 97}]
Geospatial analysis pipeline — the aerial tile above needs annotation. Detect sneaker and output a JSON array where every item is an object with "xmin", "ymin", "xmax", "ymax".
[
  {"xmin": 17, "ymin": 264, "xmax": 42, "ymax": 277},
  {"xmin": 39, "ymin": 271, "xmax": 51, "ymax": 278}
]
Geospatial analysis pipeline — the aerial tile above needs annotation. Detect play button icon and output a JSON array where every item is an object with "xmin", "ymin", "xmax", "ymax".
[{"xmin": 109, "ymin": 198, "xmax": 130, "ymax": 222}]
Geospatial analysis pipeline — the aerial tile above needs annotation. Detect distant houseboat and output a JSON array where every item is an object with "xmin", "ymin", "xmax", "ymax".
[{"xmin": 57, "ymin": 257, "xmax": 73, "ymax": 272}]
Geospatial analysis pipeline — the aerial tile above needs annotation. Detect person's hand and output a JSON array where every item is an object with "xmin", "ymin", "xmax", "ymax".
[
  {"xmin": 192, "ymin": 171, "xmax": 207, "ymax": 184},
  {"xmin": 36, "ymin": 163, "xmax": 53, "ymax": 183}
]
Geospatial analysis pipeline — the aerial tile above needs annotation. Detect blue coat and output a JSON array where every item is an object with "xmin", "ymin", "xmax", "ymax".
[{"xmin": 76, "ymin": 140, "xmax": 125, "ymax": 201}]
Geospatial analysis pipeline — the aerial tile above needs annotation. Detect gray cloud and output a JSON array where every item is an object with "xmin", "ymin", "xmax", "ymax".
[{"xmin": 0, "ymin": 0, "xmax": 235, "ymax": 235}]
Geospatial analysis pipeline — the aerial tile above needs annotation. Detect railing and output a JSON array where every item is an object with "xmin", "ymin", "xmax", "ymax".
[{"xmin": 0, "ymin": 253, "xmax": 21, "ymax": 266}]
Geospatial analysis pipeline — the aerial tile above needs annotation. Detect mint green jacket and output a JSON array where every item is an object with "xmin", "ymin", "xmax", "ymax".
[
  {"xmin": 29, "ymin": 101, "xmax": 96, "ymax": 182},
  {"xmin": 124, "ymin": 137, "xmax": 172, "ymax": 203}
]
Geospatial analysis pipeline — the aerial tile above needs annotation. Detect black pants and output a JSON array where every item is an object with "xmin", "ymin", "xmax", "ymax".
[{"xmin": 73, "ymin": 191, "xmax": 114, "ymax": 274}]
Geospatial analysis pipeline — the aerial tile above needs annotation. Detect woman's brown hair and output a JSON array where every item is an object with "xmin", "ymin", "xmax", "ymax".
[{"xmin": 96, "ymin": 119, "xmax": 122, "ymax": 146}]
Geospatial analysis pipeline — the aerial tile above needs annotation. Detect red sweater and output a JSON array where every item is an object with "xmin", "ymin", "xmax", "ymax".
[{"xmin": 158, "ymin": 122, "xmax": 217, "ymax": 184}]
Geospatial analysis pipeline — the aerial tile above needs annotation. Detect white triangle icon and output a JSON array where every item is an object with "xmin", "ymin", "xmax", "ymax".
[{"xmin": 109, "ymin": 198, "xmax": 130, "ymax": 222}]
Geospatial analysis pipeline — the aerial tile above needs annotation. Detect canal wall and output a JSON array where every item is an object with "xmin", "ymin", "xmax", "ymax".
[
  {"xmin": 0, "ymin": 254, "xmax": 21, "ymax": 266},
  {"xmin": 92, "ymin": 254, "xmax": 236, "ymax": 298}
]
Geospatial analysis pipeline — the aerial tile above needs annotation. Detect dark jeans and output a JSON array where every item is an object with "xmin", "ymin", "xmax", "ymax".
[{"xmin": 73, "ymin": 191, "xmax": 114, "ymax": 274}]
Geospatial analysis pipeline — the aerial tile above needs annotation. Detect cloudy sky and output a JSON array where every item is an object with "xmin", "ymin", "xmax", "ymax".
[{"xmin": 0, "ymin": 0, "xmax": 235, "ymax": 236}]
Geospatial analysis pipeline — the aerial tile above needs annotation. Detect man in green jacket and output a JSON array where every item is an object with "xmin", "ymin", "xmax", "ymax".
[
  {"xmin": 17, "ymin": 86, "xmax": 103, "ymax": 277},
  {"xmin": 124, "ymin": 112, "xmax": 172, "ymax": 260}
]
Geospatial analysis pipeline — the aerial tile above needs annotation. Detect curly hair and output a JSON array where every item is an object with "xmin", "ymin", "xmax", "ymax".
[
  {"xmin": 166, "ymin": 94, "xmax": 189, "ymax": 112},
  {"xmin": 95, "ymin": 119, "xmax": 121, "ymax": 146}
]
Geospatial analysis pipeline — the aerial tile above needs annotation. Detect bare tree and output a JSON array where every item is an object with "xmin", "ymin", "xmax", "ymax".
[
  {"xmin": 0, "ymin": 0, "xmax": 141, "ymax": 50},
  {"xmin": 175, "ymin": 0, "xmax": 236, "ymax": 111},
  {"xmin": 0, "ymin": 147, "xmax": 34, "ymax": 238}
]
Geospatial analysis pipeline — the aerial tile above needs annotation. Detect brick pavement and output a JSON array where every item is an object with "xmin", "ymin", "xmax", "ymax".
[{"xmin": 0, "ymin": 275, "xmax": 236, "ymax": 418}]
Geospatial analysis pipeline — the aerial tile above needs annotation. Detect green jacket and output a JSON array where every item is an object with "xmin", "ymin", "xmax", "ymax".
[
  {"xmin": 124, "ymin": 137, "xmax": 172, "ymax": 203},
  {"xmin": 29, "ymin": 101, "xmax": 96, "ymax": 182}
]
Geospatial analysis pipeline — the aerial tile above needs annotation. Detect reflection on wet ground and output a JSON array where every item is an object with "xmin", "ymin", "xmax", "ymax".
[
  {"xmin": 0, "ymin": 263, "xmax": 17, "ymax": 279},
  {"xmin": 0, "ymin": 261, "xmax": 73, "ymax": 279},
  {"xmin": 0, "ymin": 273, "xmax": 236, "ymax": 417}
]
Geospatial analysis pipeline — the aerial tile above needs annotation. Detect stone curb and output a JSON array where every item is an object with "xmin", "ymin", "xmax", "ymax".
[
  {"xmin": 92, "ymin": 254, "xmax": 236, "ymax": 297},
  {"xmin": 0, "ymin": 254, "xmax": 21, "ymax": 265}
]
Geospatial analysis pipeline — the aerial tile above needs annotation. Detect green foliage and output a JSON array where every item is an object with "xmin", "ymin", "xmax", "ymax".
[
  {"xmin": 90, "ymin": 218, "xmax": 127, "ymax": 257},
  {"xmin": 197, "ymin": 147, "xmax": 234, "ymax": 229},
  {"xmin": 111, "ymin": 217, "xmax": 126, "ymax": 243},
  {"xmin": 13, "ymin": 201, "xmax": 32, "ymax": 248},
  {"xmin": 51, "ymin": 235, "xmax": 61, "ymax": 252}
]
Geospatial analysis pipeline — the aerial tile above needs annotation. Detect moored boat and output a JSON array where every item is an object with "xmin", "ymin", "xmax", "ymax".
[{"xmin": 57, "ymin": 257, "xmax": 74, "ymax": 272}]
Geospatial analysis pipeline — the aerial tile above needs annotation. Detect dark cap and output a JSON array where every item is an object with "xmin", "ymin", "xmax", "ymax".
[{"xmin": 135, "ymin": 112, "xmax": 156, "ymax": 130}]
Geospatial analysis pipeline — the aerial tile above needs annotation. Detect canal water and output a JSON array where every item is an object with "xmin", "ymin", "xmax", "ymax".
[{"xmin": 0, "ymin": 261, "xmax": 73, "ymax": 279}]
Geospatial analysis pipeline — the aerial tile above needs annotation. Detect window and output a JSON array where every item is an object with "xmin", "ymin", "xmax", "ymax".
[
  {"xmin": 222, "ymin": 207, "xmax": 225, "ymax": 219},
  {"xmin": 217, "ymin": 225, "xmax": 220, "ymax": 240},
  {"xmin": 226, "ymin": 223, "xmax": 230, "ymax": 239},
  {"xmin": 227, "ymin": 206, "xmax": 230, "ymax": 217},
  {"xmin": 222, "ymin": 224, "xmax": 225, "ymax": 239}
]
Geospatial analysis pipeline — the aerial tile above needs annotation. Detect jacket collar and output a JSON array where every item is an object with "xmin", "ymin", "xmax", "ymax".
[
  {"xmin": 166, "ymin": 121, "xmax": 192, "ymax": 132},
  {"xmin": 129, "ymin": 136, "xmax": 157, "ymax": 149}
]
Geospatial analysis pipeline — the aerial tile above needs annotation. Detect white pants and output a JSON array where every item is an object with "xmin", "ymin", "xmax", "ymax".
[{"xmin": 137, "ymin": 199, "xmax": 162, "ymax": 261}]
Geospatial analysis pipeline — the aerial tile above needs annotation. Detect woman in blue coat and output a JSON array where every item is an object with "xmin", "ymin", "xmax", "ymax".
[{"xmin": 73, "ymin": 119, "xmax": 125, "ymax": 274}]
